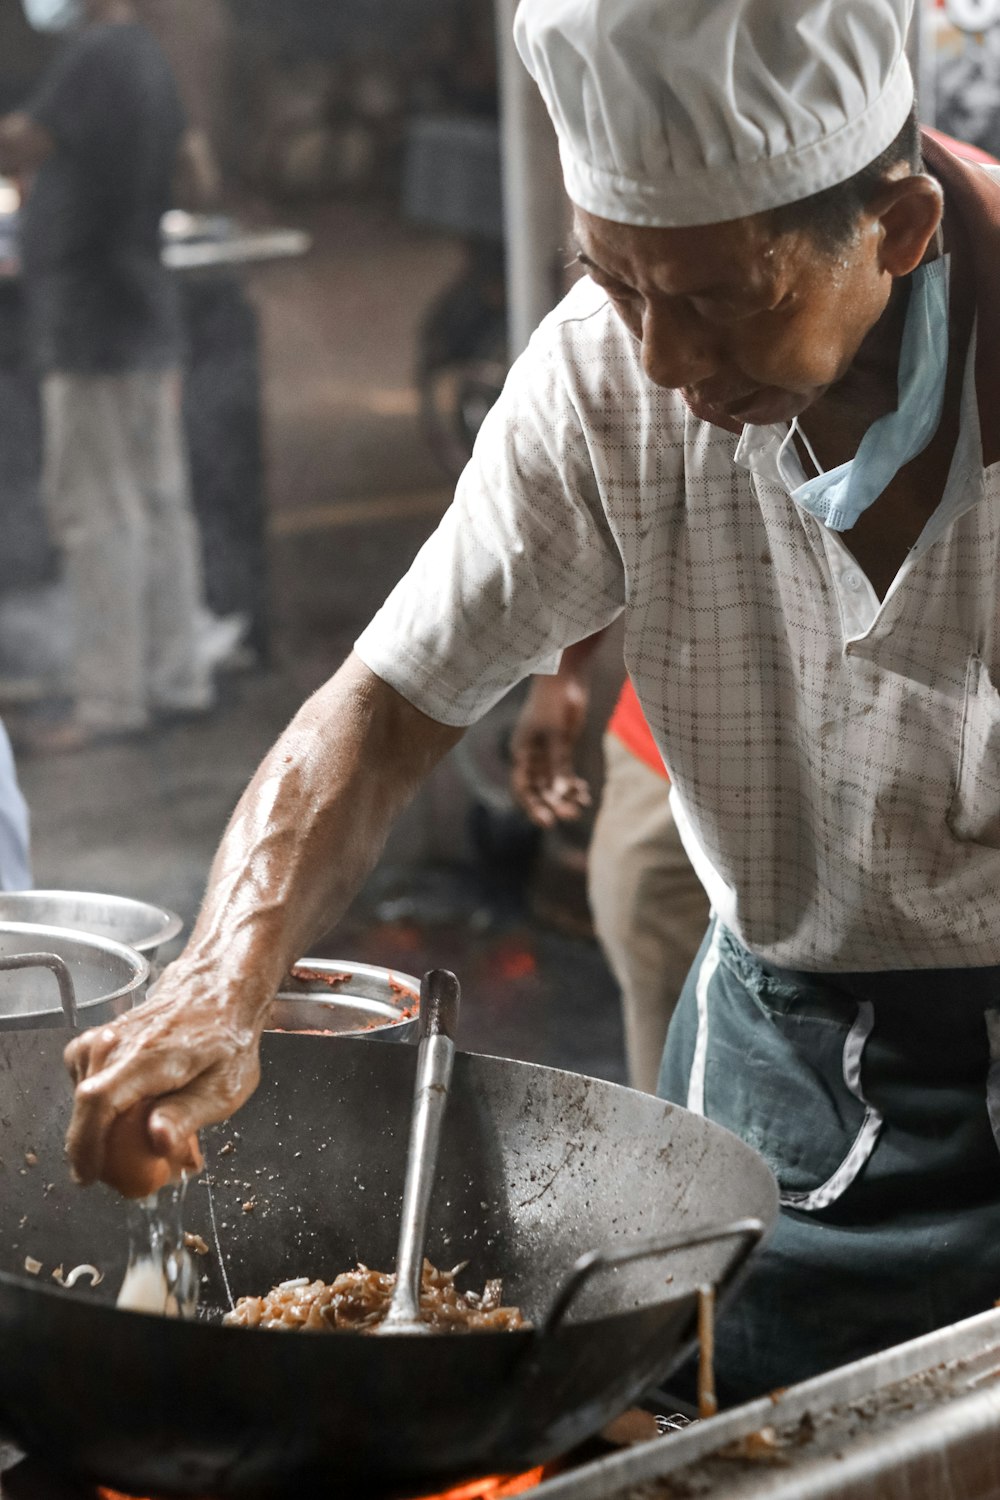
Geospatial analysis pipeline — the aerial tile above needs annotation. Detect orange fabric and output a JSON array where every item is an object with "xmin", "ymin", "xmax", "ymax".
[
  {"xmin": 923, "ymin": 126, "xmax": 998, "ymax": 167},
  {"xmin": 607, "ymin": 678, "xmax": 668, "ymax": 778}
]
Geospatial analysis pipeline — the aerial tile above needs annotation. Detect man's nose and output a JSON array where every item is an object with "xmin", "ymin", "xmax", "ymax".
[{"xmin": 640, "ymin": 300, "xmax": 721, "ymax": 389}]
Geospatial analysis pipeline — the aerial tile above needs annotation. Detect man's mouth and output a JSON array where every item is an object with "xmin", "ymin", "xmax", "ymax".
[
  {"xmin": 682, "ymin": 385, "xmax": 802, "ymax": 428},
  {"xmin": 681, "ymin": 385, "xmax": 758, "ymax": 430}
]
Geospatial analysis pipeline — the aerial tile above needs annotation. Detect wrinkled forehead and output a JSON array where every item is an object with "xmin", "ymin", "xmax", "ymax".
[{"xmin": 571, "ymin": 204, "xmax": 789, "ymax": 294}]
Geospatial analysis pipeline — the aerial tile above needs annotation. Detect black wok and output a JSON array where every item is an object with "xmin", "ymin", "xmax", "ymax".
[{"xmin": 0, "ymin": 1026, "xmax": 778, "ymax": 1497}]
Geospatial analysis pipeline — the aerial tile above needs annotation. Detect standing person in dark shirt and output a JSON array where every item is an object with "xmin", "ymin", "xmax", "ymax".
[{"xmin": 0, "ymin": 0, "xmax": 218, "ymax": 750}]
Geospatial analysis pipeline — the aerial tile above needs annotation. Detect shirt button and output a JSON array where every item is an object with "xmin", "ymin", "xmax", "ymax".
[{"xmin": 843, "ymin": 570, "xmax": 863, "ymax": 591}]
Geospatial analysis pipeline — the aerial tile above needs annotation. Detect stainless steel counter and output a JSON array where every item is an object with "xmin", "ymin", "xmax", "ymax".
[{"xmin": 534, "ymin": 1306, "xmax": 1000, "ymax": 1500}]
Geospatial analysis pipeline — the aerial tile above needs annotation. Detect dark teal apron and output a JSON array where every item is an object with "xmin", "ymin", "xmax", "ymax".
[{"xmin": 659, "ymin": 919, "xmax": 1000, "ymax": 1406}]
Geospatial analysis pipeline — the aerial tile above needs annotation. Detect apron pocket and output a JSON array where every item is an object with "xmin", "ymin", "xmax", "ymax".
[
  {"xmin": 695, "ymin": 931, "xmax": 882, "ymax": 1212},
  {"xmin": 947, "ymin": 654, "xmax": 1000, "ymax": 847}
]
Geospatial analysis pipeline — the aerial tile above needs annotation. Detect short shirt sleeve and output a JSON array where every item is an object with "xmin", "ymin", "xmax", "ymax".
[{"xmin": 355, "ymin": 312, "xmax": 627, "ymax": 726}]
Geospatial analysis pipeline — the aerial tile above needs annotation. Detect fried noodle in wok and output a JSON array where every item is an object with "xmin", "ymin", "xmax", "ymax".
[{"xmin": 224, "ymin": 1260, "xmax": 527, "ymax": 1333}]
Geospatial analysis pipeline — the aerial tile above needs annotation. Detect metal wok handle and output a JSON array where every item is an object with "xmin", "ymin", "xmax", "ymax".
[
  {"xmin": 538, "ymin": 1216, "xmax": 766, "ymax": 1337},
  {"xmin": 0, "ymin": 951, "xmax": 79, "ymax": 1032}
]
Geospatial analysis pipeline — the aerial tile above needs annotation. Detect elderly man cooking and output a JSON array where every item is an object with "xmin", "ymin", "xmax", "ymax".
[{"xmin": 62, "ymin": 0, "xmax": 1000, "ymax": 1399}]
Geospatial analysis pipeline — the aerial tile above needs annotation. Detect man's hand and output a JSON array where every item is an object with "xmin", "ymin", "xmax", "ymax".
[
  {"xmin": 64, "ymin": 964, "xmax": 265, "ymax": 1194},
  {"xmin": 511, "ymin": 655, "xmax": 593, "ymax": 828},
  {"xmin": 61, "ymin": 654, "xmax": 463, "ymax": 1194}
]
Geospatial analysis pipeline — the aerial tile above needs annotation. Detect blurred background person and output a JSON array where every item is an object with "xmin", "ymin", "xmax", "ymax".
[
  {"xmin": 0, "ymin": 720, "xmax": 30, "ymax": 889},
  {"xmin": 0, "ymin": 0, "xmax": 225, "ymax": 752},
  {"xmin": 511, "ymin": 635, "xmax": 709, "ymax": 1094}
]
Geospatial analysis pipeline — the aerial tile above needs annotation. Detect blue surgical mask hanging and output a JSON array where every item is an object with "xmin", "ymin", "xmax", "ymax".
[{"xmin": 776, "ymin": 250, "xmax": 951, "ymax": 532}]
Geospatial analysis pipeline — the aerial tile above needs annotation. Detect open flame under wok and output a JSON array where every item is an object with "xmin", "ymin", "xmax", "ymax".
[{"xmin": 97, "ymin": 1467, "xmax": 547, "ymax": 1500}]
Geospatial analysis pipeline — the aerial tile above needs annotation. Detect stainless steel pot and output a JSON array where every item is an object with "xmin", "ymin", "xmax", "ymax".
[
  {"xmin": 268, "ymin": 958, "xmax": 419, "ymax": 1041},
  {"xmin": 0, "ymin": 891, "xmax": 181, "ymax": 962},
  {"xmin": 0, "ymin": 922, "xmax": 148, "ymax": 1031}
]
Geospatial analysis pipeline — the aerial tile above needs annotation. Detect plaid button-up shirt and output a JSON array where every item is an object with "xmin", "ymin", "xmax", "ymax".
[{"xmin": 358, "ymin": 161, "xmax": 1000, "ymax": 973}]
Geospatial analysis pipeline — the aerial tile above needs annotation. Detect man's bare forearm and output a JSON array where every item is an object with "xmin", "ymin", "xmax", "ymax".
[
  {"xmin": 180, "ymin": 653, "xmax": 464, "ymax": 1027},
  {"xmin": 63, "ymin": 653, "xmax": 465, "ymax": 1189}
]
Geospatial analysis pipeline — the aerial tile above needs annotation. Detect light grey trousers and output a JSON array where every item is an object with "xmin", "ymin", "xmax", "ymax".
[
  {"xmin": 41, "ymin": 369, "xmax": 212, "ymax": 732},
  {"xmin": 0, "ymin": 719, "xmax": 29, "ymax": 889},
  {"xmin": 588, "ymin": 733, "xmax": 710, "ymax": 1094}
]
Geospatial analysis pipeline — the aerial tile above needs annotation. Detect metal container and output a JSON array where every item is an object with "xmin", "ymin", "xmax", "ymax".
[
  {"xmin": 267, "ymin": 958, "xmax": 419, "ymax": 1041},
  {"xmin": 0, "ymin": 891, "xmax": 182, "ymax": 963},
  {"xmin": 0, "ymin": 922, "xmax": 148, "ymax": 1031}
]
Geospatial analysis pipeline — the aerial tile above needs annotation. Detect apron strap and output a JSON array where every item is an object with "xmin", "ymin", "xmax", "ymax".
[{"xmin": 686, "ymin": 917, "xmax": 721, "ymax": 1115}]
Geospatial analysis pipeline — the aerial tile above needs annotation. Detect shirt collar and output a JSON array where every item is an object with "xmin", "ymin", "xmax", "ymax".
[{"xmin": 733, "ymin": 421, "xmax": 785, "ymax": 474}]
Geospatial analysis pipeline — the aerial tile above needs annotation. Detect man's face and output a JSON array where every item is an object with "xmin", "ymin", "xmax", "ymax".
[{"xmin": 573, "ymin": 204, "xmax": 895, "ymax": 431}]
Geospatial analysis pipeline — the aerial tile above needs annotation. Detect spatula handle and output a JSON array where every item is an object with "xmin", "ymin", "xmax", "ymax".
[{"xmin": 383, "ymin": 970, "xmax": 461, "ymax": 1328}]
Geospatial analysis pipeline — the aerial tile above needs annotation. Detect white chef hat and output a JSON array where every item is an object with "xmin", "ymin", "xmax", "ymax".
[{"xmin": 514, "ymin": 0, "xmax": 915, "ymax": 228}]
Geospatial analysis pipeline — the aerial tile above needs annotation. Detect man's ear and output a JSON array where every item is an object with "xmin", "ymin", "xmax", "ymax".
[{"xmin": 869, "ymin": 172, "xmax": 944, "ymax": 278}]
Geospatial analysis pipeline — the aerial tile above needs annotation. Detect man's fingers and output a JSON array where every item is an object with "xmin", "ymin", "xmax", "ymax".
[
  {"xmin": 148, "ymin": 1096, "xmax": 214, "ymax": 1160},
  {"xmin": 64, "ymin": 1027, "xmax": 113, "ymax": 1083},
  {"xmin": 149, "ymin": 1063, "xmax": 258, "ymax": 1157},
  {"xmin": 147, "ymin": 1106, "xmax": 205, "ymax": 1173},
  {"xmin": 538, "ymin": 775, "xmax": 592, "ymax": 823},
  {"xmin": 64, "ymin": 1084, "xmax": 119, "ymax": 1186},
  {"xmin": 511, "ymin": 761, "xmax": 558, "ymax": 826},
  {"xmin": 512, "ymin": 755, "xmax": 592, "ymax": 827},
  {"xmin": 63, "ymin": 1034, "xmax": 88, "ymax": 1086},
  {"xmin": 65, "ymin": 1010, "xmax": 161, "ymax": 1083},
  {"xmin": 65, "ymin": 1038, "xmax": 205, "ymax": 1184},
  {"xmin": 551, "ymin": 775, "xmax": 592, "ymax": 810},
  {"xmin": 523, "ymin": 791, "xmax": 557, "ymax": 828}
]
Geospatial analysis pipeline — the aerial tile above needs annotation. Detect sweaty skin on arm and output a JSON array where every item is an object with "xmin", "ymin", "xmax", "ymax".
[{"xmin": 63, "ymin": 653, "xmax": 464, "ymax": 1191}]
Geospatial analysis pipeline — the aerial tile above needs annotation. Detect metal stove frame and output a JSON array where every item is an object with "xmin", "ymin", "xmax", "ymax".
[{"xmin": 532, "ymin": 1306, "xmax": 1000, "ymax": 1500}]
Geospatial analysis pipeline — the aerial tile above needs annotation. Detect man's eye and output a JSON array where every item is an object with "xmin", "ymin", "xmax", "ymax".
[
  {"xmin": 690, "ymin": 298, "xmax": 757, "ymax": 323},
  {"xmin": 603, "ymin": 281, "xmax": 641, "ymax": 302}
]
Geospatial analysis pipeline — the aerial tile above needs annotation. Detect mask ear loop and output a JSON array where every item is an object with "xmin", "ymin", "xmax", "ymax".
[
  {"xmin": 783, "ymin": 223, "xmax": 946, "ymax": 496},
  {"xmin": 793, "ymin": 419, "xmax": 825, "ymax": 479},
  {"xmin": 775, "ymin": 413, "xmax": 824, "ymax": 483}
]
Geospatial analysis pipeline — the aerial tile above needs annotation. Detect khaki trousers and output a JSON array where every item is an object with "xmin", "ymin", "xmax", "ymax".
[
  {"xmin": 41, "ymin": 369, "xmax": 212, "ymax": 732},
  {"xmin": 588, "ymin": 733, "xmax": 710, "ymax": 1094}
]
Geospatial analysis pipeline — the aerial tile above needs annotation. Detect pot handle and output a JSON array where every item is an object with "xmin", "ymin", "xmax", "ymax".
[
  {"xmin": 0, "ymin": 951, "xmax": 79, "ymax": 1032},
  {"xmin": 538, "ymin": 1216, "xmax": 766, "ymax": 1337}
]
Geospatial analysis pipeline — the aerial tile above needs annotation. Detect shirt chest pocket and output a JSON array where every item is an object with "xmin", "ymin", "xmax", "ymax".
[{"xmin": 948, "ymin": 655, "xmax": 1000, "ymax": 848}]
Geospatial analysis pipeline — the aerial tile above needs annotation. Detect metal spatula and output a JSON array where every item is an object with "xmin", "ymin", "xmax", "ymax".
[{"xmin": 378, "ymin": 968, "xmax": 460, "ymax": 1334}]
